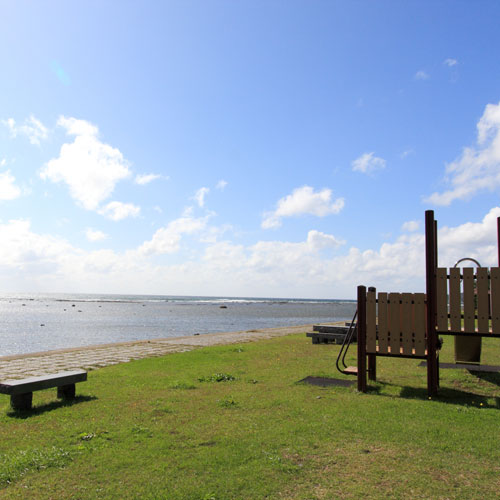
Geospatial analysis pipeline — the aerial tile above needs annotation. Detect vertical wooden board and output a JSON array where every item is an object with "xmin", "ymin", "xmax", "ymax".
[
  {"xmin": 389, "ymin": 293, "xmax": 401, "ymax": 355},
  {"xmin": 413, "ymin": 293, "xmax": 426, "ymax": 356},
  {"xmin": 377, "ymin": 293, "xmax": 389, "ymax": 354},
  {"xmin": 436, "ymin": 268, "xmax": 448, "ymax": 331},
  {"xmin": 491, "ymin": 268, "xmax": 500, "ymax": 334},
  {"xmin": 476, "ymin": 268, "xmax": 489, "ymax": 333},
  {"xmin": 463, "ymin": 268, "xmax": 475, "ymax": 333},
  {"xmin": 366, "ymin": 290, "xmax": 377, "ymax": 353},
  {"xmin": 449, "ymin": 267, "xmax": 461, "ymax": 332},
  {"xmin": 401, "ymin": 293, "xmax": 413, "ymax": 355}
]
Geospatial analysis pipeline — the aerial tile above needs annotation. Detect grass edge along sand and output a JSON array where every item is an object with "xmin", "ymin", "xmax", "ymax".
[{"xmin": 0, "ymin": 332, "xmax": 499, "ymax": 499}]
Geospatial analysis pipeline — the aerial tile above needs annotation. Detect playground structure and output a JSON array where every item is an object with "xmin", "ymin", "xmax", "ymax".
[{"xmin": 355, "ymin": 210, "xmax": 500, "ymax": 396}]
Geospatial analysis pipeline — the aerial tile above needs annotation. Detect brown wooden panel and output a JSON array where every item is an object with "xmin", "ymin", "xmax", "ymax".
[
  {"xmin": 491, "ymin": 267, "xmax": 500, "ymax": 334},
  {"xmin": 401, "ymin": 293, "xmax": 413, "ymax": 355},
  {"xmin": 436, "ymin": 268, "xmax": 448, "ymax": 331},
  {"xmin": 476, "ymin": 267, "xmax": 489, "ymax": 334},
  {"xmin": 366, "ymin": 290, "xmax": 377, "ymax": 353},
  {"xmin": 389, "ymin": 293, "xmax": 401, "ymax": 355},
  {"xmin": 413, "ymin": 293, "xmax": 426, "ymax": 356},
  {"xmin": 377, "ymin": 293, "xmax": 389, "ymax": 354},
  {"xmin": 449, "ymin": 267, "xmax": 461, "ymax": 332},
  {"xmin": 463, "ymin": 267, "xmax": 475, "ymax": 333}
]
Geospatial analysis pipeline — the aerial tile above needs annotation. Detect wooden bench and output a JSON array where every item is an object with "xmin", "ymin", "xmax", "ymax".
[
  {"xmin": 0, "ymin": 370, "xmax": 87, "ymax": 410},
  {"xmin": 307, "ymin": 324, "xmax": 357, "ymax": 344}
]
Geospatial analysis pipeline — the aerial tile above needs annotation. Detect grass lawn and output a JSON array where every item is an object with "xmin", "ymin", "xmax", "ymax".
[{"xmin": 0, "ymin": 333, "xmax": 499, "ymax": 499}]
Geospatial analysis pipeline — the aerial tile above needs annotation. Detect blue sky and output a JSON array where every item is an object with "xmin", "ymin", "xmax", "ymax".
[{"xmin": 1, "ymin": 1, "xmax": 500, "ymax": 298}]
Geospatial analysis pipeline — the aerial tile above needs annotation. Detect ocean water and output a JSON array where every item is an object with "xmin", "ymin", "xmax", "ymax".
[{"xmin": 0, "ymin": 293, "xmax": 356, "ymax": 356}]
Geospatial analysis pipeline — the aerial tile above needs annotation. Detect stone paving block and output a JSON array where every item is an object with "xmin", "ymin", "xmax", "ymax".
[{"xmin": 0, "ymin": 324, "xmax": 315, "ymax": 379}]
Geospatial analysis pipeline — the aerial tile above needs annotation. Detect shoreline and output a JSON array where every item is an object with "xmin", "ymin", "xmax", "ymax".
[{"xmin": 0, "ymin": 322, "xmax": 342, "ymax": 380}]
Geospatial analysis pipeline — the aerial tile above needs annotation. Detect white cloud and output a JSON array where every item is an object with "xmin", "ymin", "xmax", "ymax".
[
  {"xmin": 216, "ymin": 180, "xmax": 228, "ymax": 190},
  {"xmin": 306, "ymin": 230, "xmax": 345, "ymax": 250},
  {"xmin": 0, "ymin": 170, "xmax": 21, "ymax": 200},
  {"xmin": 1, "ymin": 158, "xmax": 7, "ymax": 167},
  {"xmin": 401, "ymin": 149, "xmax": 414, "ymax": 159},
  {"xmin": 194, "ymin": 187, "xmax": 209, "ymax": 208},
  {"xmin": 40, "ymin": 116, "xmax": 131, "ymax": 211},
  {"xmin": 401, "ymin": 220, "xmax": 420, "ymax": 232},
  {"xmin": 138, "ymin": 215, "xmax": 209, "ymax": 255},
  {"xmin": 3, "ymin": 115, "xmax": 48, "ymax": 145},
  {"xmin": 57, "ymin": 116, "xmax": 98, "ymax": 136},
  {"xmin": 437, "ymin": 207, "xmax": 500, "ymax": 266},
  {"xmin": 99, "ymin": 201, "xmax": 140, "ymax": 221},
  {"xmin": 415, "ymin": 70, "xmax": 430, "ymax": 80},
  {"xmin": 86, "ymin": 228, "xmax": 108, "ymax": 242},
  {"xmin": 135, "ymin": 173, "xmax": 163, "ymax": 185},
  {"xmin": 262, "ymin": 186, "xmax": 344, "ymax": 229},
  {"xmin": 426, "ymin": 101, "xmax": 500, "ymax": 205},
  {"xmin": 444, "ymin": 58, "xmax": 458, "ymax": 67},
  {"xmin": 0, "ymin": 207, "xmax": 498, "ymax": 299},
  {"xmin": 351, "ymin": 152, "xmax": 386, "ymax": 174}
]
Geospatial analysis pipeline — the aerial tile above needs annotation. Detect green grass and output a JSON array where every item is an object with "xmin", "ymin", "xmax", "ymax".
[{"xmin": 0, "ymin": 334, "xmax": 499, "ymax": 499}]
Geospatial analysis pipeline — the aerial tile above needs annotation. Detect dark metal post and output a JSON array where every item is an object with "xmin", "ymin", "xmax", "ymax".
[
  {"xmin": 367, "ymin": 286, "xmax": 377, "ymax": 381},
  {"xmin": 425, "ymin": 210, "xmax": 438, "ymax": 396},
  {"xmin": 497, "ymin": 217, "xmax": 500, "ymax": 266},
  {"xmin": 357, "ymin": 285, "xmax": 367, "ymax": 392}
]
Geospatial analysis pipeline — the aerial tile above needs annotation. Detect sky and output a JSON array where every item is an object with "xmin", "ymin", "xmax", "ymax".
[{"xmin": 1, "ymin": 0, "xmax": 500, "ymax": 299}]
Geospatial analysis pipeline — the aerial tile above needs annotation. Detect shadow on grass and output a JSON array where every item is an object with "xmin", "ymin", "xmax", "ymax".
[
  {"xmin": 395, "ymin": 385, "xmax": 500, "ymax": 409},
  {"xmin": 297, "ymin": 376, "xmax": 356, "ymax": 388},
  {"xmin": 472, "ymin": 371, "xmax": 500, "ymax": 387},
  {"xmin": 7, "ymin": 395, "xmax": 97, "ymax": 419}
]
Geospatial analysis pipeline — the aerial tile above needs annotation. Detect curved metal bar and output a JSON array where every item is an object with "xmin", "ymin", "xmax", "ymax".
[
  {"xmin": 453, "ymin": 257, "xmax": 482, "ymax": 268},
  {"xmin": 336, "ymin": 309, "xmax": 357, "ymax": 375}
]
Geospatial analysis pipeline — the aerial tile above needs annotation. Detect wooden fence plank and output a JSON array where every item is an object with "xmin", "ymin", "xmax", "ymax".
[
  {"xmin": 389, "ymin": 293, "xmax": 401, "ymax": 355},
  {"xmin": 476, "ymin": 268, "xmax": 489, "ymax": 334},
  {"xmin": 436, "ymin": 268, "xmax": 448, "ymax": 332},
  {"xmin": 401, "ymin": 293, "xmax": 413, "ymax": 355},
  {"xmin": 378, "ymin": 293, "xmax": 388, "ymax": 354},
  {"xmin": 413, "ymin": 293, "xmax": 426, "ymax": 356},
  {"xmin": 366, "ymin": 290, "xmax": 377, "ymax": 353},
  {"xmin": 449, "ymin": 267, "xmax": 461, "ymax": 332},
  {"xmin": 463, "ymin": 267, "xmax": 475, "ymax": 333},
  {"xmin": 491, "ymin": 267, "xmax": 500, "ymax": 334}
]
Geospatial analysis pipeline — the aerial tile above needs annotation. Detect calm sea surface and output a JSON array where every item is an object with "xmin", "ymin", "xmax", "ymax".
[{"xmin": 0, "ymin": 293, "xmax": 356, "ymax": 356}]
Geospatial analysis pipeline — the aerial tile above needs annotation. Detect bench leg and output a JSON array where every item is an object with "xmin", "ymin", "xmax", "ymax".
[
  {"xmin": 57, "ymin": 384, "xmax": 76, "ymax": 400},
  {"xmin": 11, "ymin": 392, "xmax": 33, "ymax": 411}
]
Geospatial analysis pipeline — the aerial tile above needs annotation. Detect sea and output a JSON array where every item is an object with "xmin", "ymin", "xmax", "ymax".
[{"xmin": 0, "ymin": 293, "xmax": 357, "ymax": 357}]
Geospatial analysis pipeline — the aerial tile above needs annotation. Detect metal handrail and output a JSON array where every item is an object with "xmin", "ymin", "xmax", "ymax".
[{"xmin": 336, "ymin": 309, "xmax": 357, "ymax": 375}]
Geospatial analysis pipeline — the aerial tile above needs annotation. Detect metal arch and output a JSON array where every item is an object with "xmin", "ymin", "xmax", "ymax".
[{"xmin": 453, "ymin": 257, "xmax": 482, "ymax": 268}]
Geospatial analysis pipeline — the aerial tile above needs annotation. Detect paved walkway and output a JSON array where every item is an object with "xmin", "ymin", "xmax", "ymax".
[{"xmin": 0, "ymin": 324, "xmax": 315, "ymax": 380}]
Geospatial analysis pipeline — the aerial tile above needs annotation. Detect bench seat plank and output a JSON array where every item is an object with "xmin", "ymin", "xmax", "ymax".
[{"xmin": 0, "ymin": 370, "xmax": 87, "ymax": 396}]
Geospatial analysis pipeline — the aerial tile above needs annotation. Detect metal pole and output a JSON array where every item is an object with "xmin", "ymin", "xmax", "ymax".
[
  {"xmin": 425, "ymin": 210, "xmax": 438, "ymax": 396},
  {"xmin": 368, "ymin": 286, "xmax": 377, "ymax": 381},
  {"xmin": 357, "ymin": 285, "xmax": 367, "ymax": 392},
  {"xmin": 497, "ymin": 217, "xmax": 500, "ymax": 266}
]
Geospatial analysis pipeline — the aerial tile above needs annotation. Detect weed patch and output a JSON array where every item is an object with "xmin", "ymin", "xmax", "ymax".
[
  {"xmin": 0, "ymin": 447, "xmax": 73, "ymax": 486},
  {"xmin": 198, "ymin": 373, "xmax": 236, "ymax": 382},
  {"xmin": 217, "ymin": 396, "xmax": 238, "ymax": 408}
]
